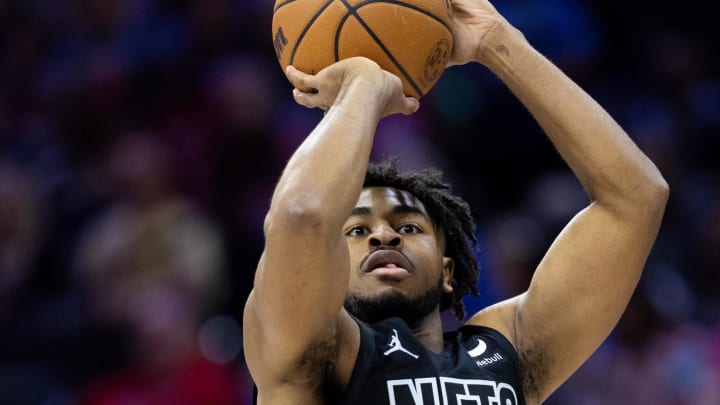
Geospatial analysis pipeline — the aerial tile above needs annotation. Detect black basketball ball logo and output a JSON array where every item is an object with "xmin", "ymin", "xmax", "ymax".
[
  {"xmin": 424, "ymin": 39, "xmax": 450, "ymax": 83},
  {"xmin": 273, "ymin": 26, "xmax": 288, "ymax": 61}
]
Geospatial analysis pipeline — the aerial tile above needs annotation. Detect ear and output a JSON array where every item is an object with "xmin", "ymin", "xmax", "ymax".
[{"xmin": 442, "ymin": 257, "xmax": 454, "ymax": 293}]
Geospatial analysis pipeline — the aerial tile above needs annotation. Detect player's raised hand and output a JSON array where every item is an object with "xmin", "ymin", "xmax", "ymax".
[{"xmin": 286, "ymin": 57, "xmax": 419, "ymax": 117}]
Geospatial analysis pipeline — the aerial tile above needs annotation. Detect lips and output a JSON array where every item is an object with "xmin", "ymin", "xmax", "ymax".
[{"xmin": 362, "ymin": 249, "xmax": 413, "ymax": 273}]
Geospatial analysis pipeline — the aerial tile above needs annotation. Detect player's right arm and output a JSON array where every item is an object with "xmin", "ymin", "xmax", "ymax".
[{"xmin": 243, "ymin": 58, "xmax": 418, "ymax": 403}]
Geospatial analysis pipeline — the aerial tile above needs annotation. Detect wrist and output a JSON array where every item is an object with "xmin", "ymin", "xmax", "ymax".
[
  {"xmin": 336, "ymin": 63, "xmax": 391, "ymax": 117},
  {"xmin": 477, "ymin": 24, "xmax": 530, "ymax": 72}
]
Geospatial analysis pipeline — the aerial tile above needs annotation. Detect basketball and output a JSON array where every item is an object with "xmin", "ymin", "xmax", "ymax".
[{"xmin": 272, "ymin": 0, "xmax": 454, "ymax": 99}]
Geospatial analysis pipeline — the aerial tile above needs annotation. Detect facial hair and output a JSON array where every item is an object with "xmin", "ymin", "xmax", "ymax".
[{"xmin": 343, "ymin": 275, "xmax": 444, "ymax": 329}]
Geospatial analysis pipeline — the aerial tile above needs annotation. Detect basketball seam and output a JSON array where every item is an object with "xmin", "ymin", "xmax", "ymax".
[
  {"xmin": 273, "ymin": 0, "xmax": 297, "ymax": 14},
  {"xmin": 337, "ymin": 0, "xmax": 424, "ymax": 98},
  {"xmin": 355, "ymin": 0, "xmax": 453, "ymax": 34},
  {"xmin": 288, "ymin": 0, "xmax": 337, "ymax": 67}
]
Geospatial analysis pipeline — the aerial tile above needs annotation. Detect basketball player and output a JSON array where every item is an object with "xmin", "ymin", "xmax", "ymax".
[{"xmin": 243, "ymin": 0, "xmax": 669, "ymax": 403}]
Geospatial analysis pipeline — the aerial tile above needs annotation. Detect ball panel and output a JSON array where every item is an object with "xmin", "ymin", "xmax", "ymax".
[
  {"xmin": 337, "ymin": 16, "xmax": 421, "ymax": 97},
  {"xmin": 272, "ymin": 0, "xmax": 341, "ymax": 69},
  {"xmin": 290, "ymin": 2, "xmax": 350, "ymax": 74},
  {"xmin": 387, "ymin": 0, "xmax": 454, "ymax": 25},
  {"xmin": 357, "ymin": 3, "xmax": 452, "ymax": 95}
]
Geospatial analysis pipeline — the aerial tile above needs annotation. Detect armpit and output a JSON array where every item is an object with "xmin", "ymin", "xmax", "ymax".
[
  {"xmin": 518, "ymin": 344, "xmax": 548, "ymax": 402},
  {"xmin": 295, "ymin": 331, "xmax": 339, "ymax": 389}
]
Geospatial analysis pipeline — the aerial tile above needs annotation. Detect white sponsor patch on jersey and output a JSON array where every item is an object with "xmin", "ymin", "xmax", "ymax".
[{"xmin": 467, "ymin": 338, "xmax": 487, "ymax": 357}]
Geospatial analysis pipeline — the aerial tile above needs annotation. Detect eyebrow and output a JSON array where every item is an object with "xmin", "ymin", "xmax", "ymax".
[
  {"xmin": 350, "ymin": 206, "xmax": 371, "ymax": 217},
  {"xmin": 350, "ymin": 205, "xmax": 429, "ymax": 220}
]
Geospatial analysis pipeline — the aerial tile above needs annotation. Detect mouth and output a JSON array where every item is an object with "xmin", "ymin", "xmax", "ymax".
[{"xmin": 362, "ymin": 249, "xmax": 413, "ymax": 279}]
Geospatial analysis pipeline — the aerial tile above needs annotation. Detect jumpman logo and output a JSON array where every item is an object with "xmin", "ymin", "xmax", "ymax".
[{"xmin": 383, "ymin": 329, "xmax": 419, "ymax": 359}]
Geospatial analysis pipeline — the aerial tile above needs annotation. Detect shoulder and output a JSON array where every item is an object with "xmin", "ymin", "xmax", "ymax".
[
  {"xmin": 465, "ymin": 294, "xmax": 550, "ymax": 405},
  {"xmin": 465, "ymin": 295, "xmax": 521, "ymax": 348},
  {"xmin": 454, "ymin": 324, "xmax": 522, "ymax": 369}
]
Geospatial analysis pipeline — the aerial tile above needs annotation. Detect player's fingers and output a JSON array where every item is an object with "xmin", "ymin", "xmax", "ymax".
[
  {"xmin": 292, "ymin": 88, "xmax": 314, "ymax": 108},
  {"xmin": 286, "ymin": 65, "xmax": 317, "ymax": 94},
  {"xmin": 400, "ymin": 97, "xmax": 420, "ymax": 115},
  {"xmin": 292, "ymin": 88, "xmax": 326, "ymax": 110},
  {"xmin": 385, "ymin": 97, "xmax": 420, "ymax": 116}
]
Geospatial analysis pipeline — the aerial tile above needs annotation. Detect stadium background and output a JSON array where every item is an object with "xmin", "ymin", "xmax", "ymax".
[{"xmin": 0, "ymin": 0, "xmax": 718, "ymax": 403}]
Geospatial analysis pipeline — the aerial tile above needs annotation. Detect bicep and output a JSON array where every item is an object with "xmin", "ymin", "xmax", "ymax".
[
  {"xmin": 255, "ymin": 227, "xmax": 349, "ymax": 339},
  {"xmin": 515, "ymin": 201, "xmax": 664, "ymax": 401},
  {"xmin": 245, "ymin": 213, "xmax": 352, "ymax": 376}
]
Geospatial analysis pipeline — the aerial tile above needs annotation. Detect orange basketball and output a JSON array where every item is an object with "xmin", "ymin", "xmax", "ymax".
[{"xmin": 272, "ymin": 0, "xmax": 454, "ymax": 99}]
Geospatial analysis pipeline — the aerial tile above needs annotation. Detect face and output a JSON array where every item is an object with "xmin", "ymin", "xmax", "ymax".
[{"xmin": 342, "ymin": 187, "xmax": 454, "ymax": 325}]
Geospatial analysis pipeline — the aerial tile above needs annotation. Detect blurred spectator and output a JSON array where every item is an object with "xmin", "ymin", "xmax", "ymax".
[
  {"xmin": 72, "ymin": 132, "xmax": 245, "ymax": 404},
  {"xmin": 80, "ymin": 285, "xmax": 242, "ymax": 405},
  {"xmin": 0, "ymin": 161, "xmax": 75, "ymax": 404},
  {"xmin": 550, "ymin": 290, "xmax": 720, "ymax": 405},
  {"xmin": 74, "ymin": 133, "xmax": 226, "ymax": 314},
  {"xmin": 0, "ymin": 161, "xmax": 43, "ymax": 310}
]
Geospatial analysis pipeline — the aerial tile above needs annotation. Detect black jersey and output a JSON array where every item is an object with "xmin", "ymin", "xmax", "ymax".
[{"xmin": 339, "ymin": 317, "xmax": 526, "ymax": 405}]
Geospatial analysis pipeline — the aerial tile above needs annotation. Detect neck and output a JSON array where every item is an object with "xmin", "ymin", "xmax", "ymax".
[{"xmin": 411, "ymin": 309, "xmax": 445, "ymax": 353}]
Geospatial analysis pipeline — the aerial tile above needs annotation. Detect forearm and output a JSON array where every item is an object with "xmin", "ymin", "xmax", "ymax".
[
  {"xmin": 268, "ymin": 77, "xmax": 385, "ymax": 230},
  {"xmin": 482, "ymin": 28, "xmax": 667, "ymax": 209},
  {"xmin": 251, "ymin": 72, "xmax": 388, "ymax": 356}
]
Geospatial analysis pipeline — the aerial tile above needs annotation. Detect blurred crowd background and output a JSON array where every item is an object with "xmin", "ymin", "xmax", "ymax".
[{"xmin": 0, "ymin": 0, "xmax": 718, "ymax": 404}]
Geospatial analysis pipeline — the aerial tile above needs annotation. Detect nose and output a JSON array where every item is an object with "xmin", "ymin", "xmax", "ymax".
[{"xmin": 368, "ymin": 225, "xmax": 402, "ymax": 248}]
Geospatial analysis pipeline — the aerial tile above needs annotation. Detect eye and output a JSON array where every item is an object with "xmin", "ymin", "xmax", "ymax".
[
  {"xmin": 397, "ymin": 224, "xmax": 421, "ymax": 234},
  {"xmin": 346, "ymin": 226, "xmax": 368, "ymax": 237}
]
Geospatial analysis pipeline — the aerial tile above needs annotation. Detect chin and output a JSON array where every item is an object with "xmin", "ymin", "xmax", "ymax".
[{"xmin": 344, "ymin": 282, "xmax": 442, "ymax": 327}]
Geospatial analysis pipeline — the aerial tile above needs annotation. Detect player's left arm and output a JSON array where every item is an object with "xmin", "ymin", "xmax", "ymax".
[{"xmin": 449, "ymin": 0, "xmax": 669, "ymax": 403}]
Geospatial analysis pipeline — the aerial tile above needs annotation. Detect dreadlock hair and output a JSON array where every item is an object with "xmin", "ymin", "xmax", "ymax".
[{"xmin": 363, "ymin": 156, "xmax": 479, "ymax": 321}]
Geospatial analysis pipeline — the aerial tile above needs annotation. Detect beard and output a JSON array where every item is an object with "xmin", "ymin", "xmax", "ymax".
[{"xmin": 343, "ymin": 276, "xmax": 444, "ymax": 329}]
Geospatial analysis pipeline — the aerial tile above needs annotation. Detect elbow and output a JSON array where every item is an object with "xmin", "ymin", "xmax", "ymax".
[
  {"xmin": 654, "ymin": 174, "xmax": 670, "ymax": 204},
  {"xmin": 645, "ymin": 168, "xmax": 670, "ymax": 208},
  {"xmin": 264, "ymin": 193, "xmax": 327, "ymax": 235},
  {"xmin": 629, "ymin": 168, "xmax": 669, "ymax": 218},
  {"xmin": 601, "ymin": 166, "xmax": 670, "ymax": 219}
]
